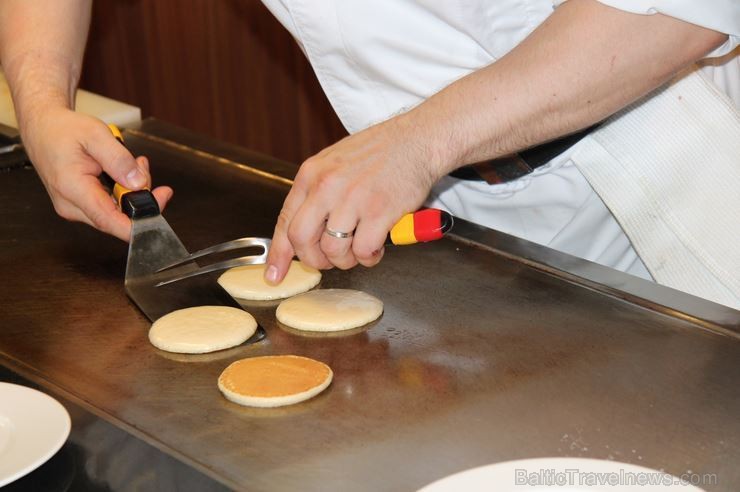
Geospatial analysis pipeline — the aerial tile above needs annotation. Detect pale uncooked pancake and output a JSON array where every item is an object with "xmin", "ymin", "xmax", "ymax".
[
  {"xmin": 149, "ymin": 306, "xmax": 257, "ymax": 354},
  {"xmin": 218, "ymin": 355, "xmax": 332, "ymax": 407},
  {"xmin": 217, "ymin": 261, "xmax": 321, "ymax": 300},
  {"xmin": 276, "ymin": 289, "xmax": 383, "ymax": 332}
]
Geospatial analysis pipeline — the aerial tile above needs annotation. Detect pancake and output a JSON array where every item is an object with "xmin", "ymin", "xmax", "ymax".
[
  {"xmin": 276, "ymin": 289, "xmax": 383, "ymax": 332},
  {"xmin": 149, "ymin": 306, "xmax": 257, "ymax": 354},
  {"xmin": 217, "ymin": 261, "xmax": 321, "ymax": 300},
  {"xmin": 218, "ymin": 355, "xmax": 333, "ymax": 407}
]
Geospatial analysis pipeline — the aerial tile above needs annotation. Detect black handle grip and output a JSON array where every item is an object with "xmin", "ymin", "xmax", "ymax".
[{"xmin": 120, "ymin": 189, "xmax": 160, "ymax": 219}]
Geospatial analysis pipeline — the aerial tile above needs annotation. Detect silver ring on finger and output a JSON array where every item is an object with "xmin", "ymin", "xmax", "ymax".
[{"xmin": 325, "ymin": 226, "xmax": 354, "ymax": 239}]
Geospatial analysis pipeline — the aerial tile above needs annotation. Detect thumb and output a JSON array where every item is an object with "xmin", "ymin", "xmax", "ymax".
[{"xmin": 86, "ymin": 125, "xmax": 147, "ymax": 190}]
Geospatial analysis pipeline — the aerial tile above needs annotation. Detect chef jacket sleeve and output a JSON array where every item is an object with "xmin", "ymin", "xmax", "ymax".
[{"xmin": 553, "ymin": 0, "xmax": 739, "ymax": 58}]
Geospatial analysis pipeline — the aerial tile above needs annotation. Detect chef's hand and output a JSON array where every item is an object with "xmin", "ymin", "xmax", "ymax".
[
  {"xmin": 21, "ymin": 107, "xmax": 173, "ymax": 241},
  {"xmin": 265, "ymin": 115, "xmax": 445, "ymax": 284}
]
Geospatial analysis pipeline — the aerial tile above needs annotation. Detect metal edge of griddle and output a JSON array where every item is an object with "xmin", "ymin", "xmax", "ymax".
[
  {"xmin": 448, "ymin": 219, "xmax": 740, "ymax": 338},
  {"xmin": 127, "ymin": 120, "xmax": 297, "ymax": 185},
  {"xmin": 0, "ymin": 354, "xmax": 245, "ymax": 491},
  {"xmin": 128, "ymin": 119, "xmax": 740, "ymax": 339}
]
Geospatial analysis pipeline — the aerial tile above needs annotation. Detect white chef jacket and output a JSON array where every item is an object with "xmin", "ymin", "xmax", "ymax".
[{"xmin": 260, "ymin": 0, "xmax": 740, "ymax": 304}]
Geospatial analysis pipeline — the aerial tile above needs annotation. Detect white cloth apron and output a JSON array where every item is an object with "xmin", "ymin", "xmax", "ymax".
[
  {"xmin": 261, "ymin": 0, "xmax": 740, "ymax": 306},
  {"xmin": 572, "ymin": 69, "xmax": 740, "ymax": 309}
]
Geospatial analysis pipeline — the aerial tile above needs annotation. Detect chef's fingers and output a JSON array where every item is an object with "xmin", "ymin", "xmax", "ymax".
[
  {"xmin": 287, "ymin": 193, "xmax": 332, "ymax": 271},
  {"xmin": 265, "ymin": 186, "xmax": 306, "ymax": 284},
  {"xmin": 85, "ymin": 184, "xmax": 171, "ymax": 237},
  {"xmin": 352, "ymin": 217, "xmax": 389, "ymax": 268},
  {"xmin": 85, "ymin": 123, "xmax": 147, "ymax": 190},
  {"xmin": 151, "ymin": 186, "xmax": 174, "ymax": 213},
  {"xmin": 321, "ymin": 212, "xmax": 359, "ymax": 270},
  {"xmin": 135, "ymin": 156, "xmax": 151, "ymax": 186},
  {"xmin": 57, "ymin": 174, "xmax": 132, "ymax": 241},
  {"xmin": 134, "ymin": 155, "xmax": 175, "ymax": 212}
]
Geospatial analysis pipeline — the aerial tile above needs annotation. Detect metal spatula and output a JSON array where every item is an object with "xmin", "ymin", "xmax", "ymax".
[
  {"xmin": 119, "ymin": 187, "xmax": 247, "ymax": 323},
  {"xmin": 108, "ymin": 125, "xmax": 265, "ymax": 343}
]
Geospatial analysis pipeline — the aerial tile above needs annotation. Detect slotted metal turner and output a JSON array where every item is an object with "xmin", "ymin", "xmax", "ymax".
[
  {"xmin": 155, "ymin": 237, "xmax": 271, "ymax": 286},
  {"xmin": 107, "ymin": 125, "xmax": 265, "ymax": 344}
]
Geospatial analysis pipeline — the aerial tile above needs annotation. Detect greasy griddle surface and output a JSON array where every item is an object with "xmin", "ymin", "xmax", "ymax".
[{"xmin": 1, "ymin": 124, "xmax": 738, "ymax": 491}]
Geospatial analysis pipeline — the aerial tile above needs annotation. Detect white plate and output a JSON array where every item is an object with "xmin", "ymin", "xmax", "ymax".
[
  {"xmin": 0, "ymin": 383, "xmax": 71, "ymax": 487},
  {"xmin": 419, "ymin": 458, "xmax": 706, "ymax": 492}
]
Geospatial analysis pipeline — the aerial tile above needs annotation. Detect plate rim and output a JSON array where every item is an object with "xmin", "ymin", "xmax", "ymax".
[
  {"xmin": 418, "ymin": 457, "xmax": 707, "ymax": 492},
  {"xmin": 0, "ymin": 382, "xmax": 71, "ymax": 487}
]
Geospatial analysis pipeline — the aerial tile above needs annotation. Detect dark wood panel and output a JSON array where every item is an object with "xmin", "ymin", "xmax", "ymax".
[{"xmin": 80, "ymin": 0, "xmax": 348, "ymax": 164}]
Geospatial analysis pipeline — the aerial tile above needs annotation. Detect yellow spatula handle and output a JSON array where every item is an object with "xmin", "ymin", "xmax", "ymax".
[
  {"xmin": 107, "ymin": 124, "xmax": 133, "ymax": 202},
  {"xmin": 107, "ymin": 124, "xmax": 160, "ymax": 219}
]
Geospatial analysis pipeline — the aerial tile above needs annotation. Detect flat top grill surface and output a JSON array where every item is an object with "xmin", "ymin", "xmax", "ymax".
[{"xmin": 1, "ymin": 120, "xmax": 738, "ymax": 491}]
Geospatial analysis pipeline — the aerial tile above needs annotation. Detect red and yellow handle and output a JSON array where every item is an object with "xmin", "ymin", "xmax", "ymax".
[{"xmin": 389, "ymin": 208, "xmax": 454, "ymax": 245}]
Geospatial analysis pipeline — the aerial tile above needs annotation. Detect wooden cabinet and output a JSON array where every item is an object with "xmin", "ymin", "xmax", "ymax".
[{"xmin": 80, "ymin": 0, "xmax": 347, "ymax": 164}]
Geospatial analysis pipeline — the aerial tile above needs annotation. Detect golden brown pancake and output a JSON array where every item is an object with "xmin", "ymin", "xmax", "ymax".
[{"xmin": 218, "ymin": 355, "xmax": 332, "ymax": 407}]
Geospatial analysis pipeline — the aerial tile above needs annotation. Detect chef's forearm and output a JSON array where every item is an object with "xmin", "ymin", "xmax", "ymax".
[
  {"xmin": 0, "ymin": 0, "xmax": 92, "ymax": 129},
  {"xmin": 404, "ymin": 0, "xmax": 727, "ymax": 175}
]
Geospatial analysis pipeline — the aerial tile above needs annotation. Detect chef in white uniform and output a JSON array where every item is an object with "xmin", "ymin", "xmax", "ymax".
[
  {"xmin": 259, "ymin": 0, "xmax": 739, "ymax": 307},
  {"xmin": 0, "ymin": 1, "xmax": 738, "ymax": 307}
]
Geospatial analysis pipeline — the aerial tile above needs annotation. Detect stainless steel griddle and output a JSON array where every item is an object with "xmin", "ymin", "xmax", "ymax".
[{"xmin": 1, "ymin": 120, "xmax": 738, "ymax": 491}]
